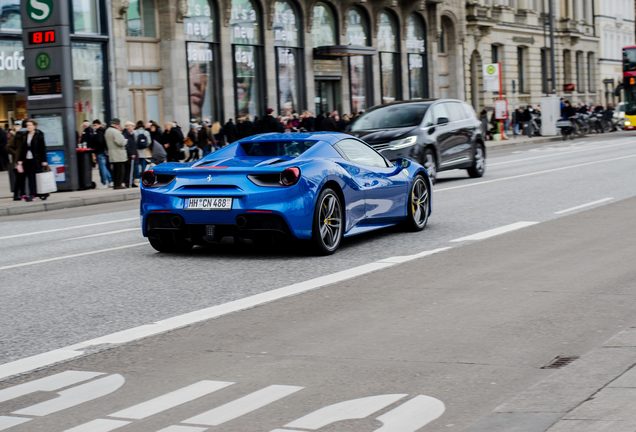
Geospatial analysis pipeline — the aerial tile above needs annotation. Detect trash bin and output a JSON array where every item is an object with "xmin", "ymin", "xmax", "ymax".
[{"xmin": 76, "ymin": 148, "xmax": 96, "ymax": 190}]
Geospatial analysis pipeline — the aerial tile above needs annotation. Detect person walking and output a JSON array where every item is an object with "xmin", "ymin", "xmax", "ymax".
[
  {"xmin": 92, "ymin": 119, "xmax": 112, "ymax": 188},
  {"xmin": 7, "ymin": 124, "xmax": 25, "ymax": 200},
  {"xmin": 123, "ymin": 121, "xmax": 139, "ymax": 187},
  {"xmin": 16, "ymin": 119, "xmax": 48, "ymax": 201},
  {"xmin": 104, "ymin": 118, "xmax": 127, "ymax": 189}
]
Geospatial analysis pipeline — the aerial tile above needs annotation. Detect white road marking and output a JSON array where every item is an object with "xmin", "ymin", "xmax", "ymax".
[
  {"xmin": 0, "ymin": 218, "xmax": 137, "ymax": 241},
  {"xmin": 64, "ymin": 228, "xmax": 139, "ymax": 241},
  {"xmin": 374, "ymin": 395, "xmax": 446, "ymax": 432},
  {"xmin": 555, "ymin": 197, "xmax": 614, "ymax": 215},
  {"xmin": 489, "ymin": 140, "xmax": 635, "ymax": 167},
  {"xmin": 436, "ymin": 153, "xmax": 636, "ymax": 192},
  {"xmin": 64, "ymin": 419, "xmax": 131, "ymax": 432},
  {"xmin": 0, "ymin": 242, "xmax": 147, "ymax": 272},
  {"xmin": 0, "ymin": 248, "xmax": 450, "ymax": 381},
  {"xmin": 284, "ymin": 394, "xmax": 407, "ymax": 430},
  {"xmin": 0, "ymin": 416, "xmax": 30, "ymax": 431},
  {"xmin": 0, "ymin": 370, "xmax": 103, "ymax": 403},
  {"xmin": 109, "ymin": 381, "xmax": 234, "ymax": 420},
  {"xmin": 451, "ymin": 222, "xmax": 538, "ymax": 242},
  {"xmin": 157, "ymin": 427, "xmax": 208, "ymax": 432},
  {"xmin": 13, "ymin": 374, "xmax": 125, "ymax": 416},
  {"xmin": 184, "ymin": 385, "xmax": 303, "ymax": 426}
]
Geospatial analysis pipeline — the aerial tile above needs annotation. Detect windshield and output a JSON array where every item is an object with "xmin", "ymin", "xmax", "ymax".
[
  {"xmin": 239, "ymin": 140, "xmax": 316, "ymax": 157},
  {"xmin": 351, "ymin": 104, "xmax": 429, "ymax": 131}
]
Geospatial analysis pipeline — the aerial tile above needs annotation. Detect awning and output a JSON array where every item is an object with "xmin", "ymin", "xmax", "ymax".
[{"xmin": 313, "ymin": 45, "xmax": 377, "ymax": 59}]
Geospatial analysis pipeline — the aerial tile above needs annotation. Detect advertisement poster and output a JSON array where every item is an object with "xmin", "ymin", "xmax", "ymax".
[{"xmin": 47, "ymin": 151, "xmax": 66, "ymax": 183}]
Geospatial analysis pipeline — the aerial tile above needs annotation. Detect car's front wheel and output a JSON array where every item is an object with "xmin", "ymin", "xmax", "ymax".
[
  {"xmin": 311, "ymin": 188, "xmax": 343, "ymax": 255},
  {"xmin": 404, "ymin": 175, "xmax": 430, "ymax": 232},
  {"xmin": 467, "ymin": 143, "xmax": 486, "ymax": 178},
  {"xmin": 148, "ymin": 232, "xmax": 193, "ymax": 253}
]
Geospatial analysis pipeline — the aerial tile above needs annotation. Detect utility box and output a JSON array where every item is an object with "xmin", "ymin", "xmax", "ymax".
[{"xmin": 541, "ymin": 96, "xmax": 560, "ymax": 136}]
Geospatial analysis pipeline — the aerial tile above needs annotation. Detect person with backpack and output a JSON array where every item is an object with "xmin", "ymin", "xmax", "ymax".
[{"xmin": 133, "ymin": 120, "xmax": 152, "ymax": 173}]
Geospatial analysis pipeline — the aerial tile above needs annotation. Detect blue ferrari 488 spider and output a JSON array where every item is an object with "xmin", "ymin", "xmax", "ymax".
[{"xmin": 140, "ymin": 132, "xmax": 432, "ymax": 254}]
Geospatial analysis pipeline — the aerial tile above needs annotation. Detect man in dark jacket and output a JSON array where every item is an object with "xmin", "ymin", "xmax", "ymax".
[
  {"xmin": 256, "ymin": 108, "xmax": 284, "ymax": 133},
  {"xmin": 222, "ymin": 119, "xmax": 238, "ymax": 143},
  {"xmin": 92, "ymin": 119, "xmax": 112, "ymax": 188},
  {"xmin": 0, "ymin": 125, "xmax": 8, "ymax": 171},
  {"xmin": 161, "ymin": 122, "xmax": 183, "ymax": 162}
]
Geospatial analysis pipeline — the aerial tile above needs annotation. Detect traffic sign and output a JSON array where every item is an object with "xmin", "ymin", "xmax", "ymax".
[
  {"xmin": 26, "ymin": 0, "xmax": 53, "ymax": 23},
  {"xmin": 483, "ymin": 63, "xmax": 500, "ymax": 93},
  {"xmin": 35, "ymin": 52, "xmax": 50, "ymax": 70}
]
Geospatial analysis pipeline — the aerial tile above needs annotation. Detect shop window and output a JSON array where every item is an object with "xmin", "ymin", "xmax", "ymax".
[
  {"xmin": 72, "ymin": 0, "xmax": 101, "ymax": 34},
  {"xmin": 72, "ymin": 42, "xmax": 107, "ymax": 122},
  {"xmin": 0, "ymin": 0, "xmax": 20, "ymax": 32},
  {"xmin": 185, "ymin": 0, "xmax": 221, "ymax": 123},
  {"xmin": 406, "ymin": 13, "xmax": 428, "ymax": 99},
  {"xmin": 346, "ymin": 7, "xmax": 372, "ymax": 113},
  {"xmin": 127, "ymin": 0, "xmax": 157, "ymax": 38},
  {"xmin": 311, "ymin": 2, "xmax": 337, "ymax": 48},
  {"xmin": 230, "ymin": 0, "xmax": 264, "ymax": 119},
  {"xmin": 0, "ymin": 39, "xmax": 24, "ymax": 88},
  {"xmin": 274, "ymin": 0, "xmax": 304, "ymax": 116},
  {"xmin": 377, "ymin": 10, "xmax": 400, "ymax": 104}
]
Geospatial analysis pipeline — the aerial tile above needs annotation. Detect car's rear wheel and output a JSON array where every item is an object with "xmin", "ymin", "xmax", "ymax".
[
  {"xmin": 404, "ymin": 175, "xmax": 430, "ymax": 232},
  {"xmin": 467, "ymin": 143, "xmax": 486, "ymax": 178},
  {"xmin": 148, "ymin": 232, "xmax": 193, "ymax": 253},
  {"xmin": 311, "ymin": 188, "xmax": 343, "ymax": 255},
  {"xmin": 421, "ymin": 148, "xmax": 437, "ymax": 184}
]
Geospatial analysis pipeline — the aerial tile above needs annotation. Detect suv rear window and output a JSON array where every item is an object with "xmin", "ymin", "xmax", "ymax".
[
  {"xmin": 239, "ymin": 141, "xmax": 316, "ymax": 157},
  {"xmin": 351, "ymin": 104, "xmax": 429, "ymax": 131}
]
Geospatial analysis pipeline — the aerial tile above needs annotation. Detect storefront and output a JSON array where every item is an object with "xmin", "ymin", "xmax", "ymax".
[
  {"xmin": 185, "ymin": 0, "xmax": 222, "ymax": 123},
  {"xmin": 0, "ymin": 0, "xmax": 26, "ymax": 126}
]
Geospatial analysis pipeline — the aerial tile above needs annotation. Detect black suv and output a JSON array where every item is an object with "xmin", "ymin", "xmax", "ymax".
[{"xmin": 348, "ymin": 99, "xmax": 486, "ymax": 182}]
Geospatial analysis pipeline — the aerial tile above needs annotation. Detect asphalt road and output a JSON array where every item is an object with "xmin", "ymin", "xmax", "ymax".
[{"xmin": 0, "ymin": 133, "xmax": 635, "ymax": 431}]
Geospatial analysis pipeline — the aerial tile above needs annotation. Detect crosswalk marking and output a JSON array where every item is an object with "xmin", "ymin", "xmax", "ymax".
[
  {"xmin": 183, "ymin": 385, "xmax": 303, "ymax": 426},
  {"xmin": 0, "ymin": 371, "xmax": 103, "ymax": 404},
  {"xmin": 109, "ymin": 380, "xmax": 233, "ymax": 420},
  {"xmin": 0, "ymin": 416, "xmax": 30, "ymax": 431},
  {"xmin": 64, "ymin": 419, "xmax": 131, "ymax": 432},
  {"xmin": 156, "ymin": 426, "xmax": 207, "ymax": 432},
  {"xmin": 374, "ymin": 395, "xmax": 446, "ymax": 431}
]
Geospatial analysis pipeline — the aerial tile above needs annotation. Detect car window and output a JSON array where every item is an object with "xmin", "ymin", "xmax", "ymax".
[
  {"xmin": 334, "ymin": 139, "xmax": 389, "ymax": 168},
  {"xmin": 239, "ymin": 141, "xmax": 316, "ymax": 157},
  {"xmin": 463, "ymin": 103, "xmax": 477, "ymax": 120},
  {"xmin": 431, "ymin": 103, "xmax": 450, "ymax": 124},
  {"xmin": 350, "ymin": 104, "xmax": 429, "ymax": 131},
  {"xmin": 447, "ymin": 102, "xmax": 466, "ymax": 122}
]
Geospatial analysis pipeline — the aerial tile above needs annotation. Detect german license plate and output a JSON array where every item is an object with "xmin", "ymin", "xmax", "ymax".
[{"xmin": 185, "ymin": 197, "xmax": 233, "ymax": 210}]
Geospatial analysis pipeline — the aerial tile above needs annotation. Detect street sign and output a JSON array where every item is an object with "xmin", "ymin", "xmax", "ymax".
[
  {"xmin": 483, "ymin": 63, "xmax": 500, "ymax": 93},
  {"xmin": 21, "ymin": 0, "xmax": 78, "ymax": 190}
]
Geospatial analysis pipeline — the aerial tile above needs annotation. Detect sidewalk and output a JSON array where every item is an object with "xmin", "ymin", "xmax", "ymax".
[{"xmin": 0, "ymin": 134, "xmax": 561, "ymax": 217}]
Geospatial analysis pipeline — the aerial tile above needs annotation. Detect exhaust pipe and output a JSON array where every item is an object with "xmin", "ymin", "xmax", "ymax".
[
  {"xmin": 170, "ymin": 216, "xmax": 183, "ymax": 229},
  {"xmin": 236, "ymin": 215, "xmax": 247, "ymax": 228}
]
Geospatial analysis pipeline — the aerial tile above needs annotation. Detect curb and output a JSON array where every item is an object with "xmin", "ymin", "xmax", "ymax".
[
  {"xmin": 0, "ymin": 191, "xmax": 139, "ymax": 217},
  {"xmin": 485, "ymin": 135, "xmax": 563, "ymax": 149}
]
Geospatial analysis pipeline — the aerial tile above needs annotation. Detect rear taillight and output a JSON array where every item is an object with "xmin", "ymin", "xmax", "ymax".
[
  {"xmin": 142, "ymin": 170, "xmax": 156, "ymax": 187},
  {"xmin": 280, "ymin": 167, "xmax": 300, "ymax": 186}
]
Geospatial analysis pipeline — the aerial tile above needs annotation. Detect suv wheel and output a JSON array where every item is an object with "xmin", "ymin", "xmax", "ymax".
[{"xmin": 467, "ymin": 143, "xmax": 486, "ymax": 178}]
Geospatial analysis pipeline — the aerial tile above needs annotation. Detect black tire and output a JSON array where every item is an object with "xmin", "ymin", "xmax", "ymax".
[
  {"xmin": 421, "ymin": 147, "xmax": 437, "ymax": 184},
  {"xmin": 403, "ymin": 175, "xmax": 430, "ymax": 232},
  {"xmin": 311, "ymin": 188, "xmax": 343, "ymax": 255},
  {"xmin": 148, "ymin": 232, "xmax": 193, "ymax": 253},
  {"xmin": 467, "ymin": 142, "xmax": 486, "ymax": 178}
]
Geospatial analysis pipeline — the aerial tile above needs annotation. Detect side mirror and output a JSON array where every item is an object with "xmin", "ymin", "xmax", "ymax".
[
  {"xmin": 400, "ymin": 158, "xmax": 411, "ymax": 169},
  {"xmin": 391, "ymin": 158, "xmax": 411, "ymax": 174},
  {"xmin": 436, "ymin": 117, "xmax": 449, "ymax": 125}
]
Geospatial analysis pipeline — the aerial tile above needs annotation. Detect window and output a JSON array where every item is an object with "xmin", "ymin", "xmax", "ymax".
[
  {"xmin": 587, "ymin": 52, "xmax": 595, "ymax": 93},
  {"xmin": 406, "ymin": 14, "xmax": 428, "ymax": 99},
  {"xmin": 563, "ymin": 49, "xmax": 572, "ymax": 89},
  {"xmin": 72, "ymin": 0, "xmax": 100, "ymax": 34},
  {"xmin": 438, "ymin": 25, "xmax": 446, "ymax": 54},
  {"xmin": 127, "ymin": 0, "xmax": 157, "ymax": 38},
  {"xmin": 517, "ymin": 47, "xmax": 527, "ymax": 93},
  {"xmin": 274, "ymin": 0, "xmax": 304, "ymax": 116},
  {"xmin": 540, "ymin": 47, "xmax": 550, "ymax": 94},
  {"xmin": 491, "ymin": 44, "xmax": 500, "ymax": 64},
  {"xmin": 346, "ymin": 7, "xmax": 372, "ymax": 112},
  {"xmin": 72, "ymin": 42, "xmax": 107, "ymax": 122},
  {"xmin": 377, "ymin": 11, "xmax": 401, "ymax": 104},
  {"xmin": 185, "ymin": 0, "xmax": 222, "ymax": 123},
  {"xmin": 575, "ymin": 51, "xmax": 584, "ymax": 93},
  {"xmin": 431, "ymin": 103, "xmax": 450, "ymax": 124},
  {"xmin": 334, "ymin": 139, "xmax": 389, "ymax": 168},
  {"xmin": 311, "ymin": 2, "xmax": 336, "ymax": 47},
  {"xmin": 447, "ymin": 102, "xmax": 465, "ymax": 122},
  {"xmin": 350, "ymin": 103, "xmax": 429, "ymax": 131},
  {"xmin": 0, "ymin": 39, "xmax": 24, "ymax": 88},
  {"xmin": 231, "ymin": 0, "xmax": 264, "ymax": 119},
  {"xmin": 0, "ymin": 0, "xmax": 21, "ymax": 32}
]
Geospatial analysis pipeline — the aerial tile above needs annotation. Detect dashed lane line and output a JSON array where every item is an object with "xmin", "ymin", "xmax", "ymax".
[
  {"xmin": 555, "ymin": 197, "xmax": 614, "ymax": 215},
  {"xmin": 0, "ymin": 218, "xmax": 137, "ymax": 241},
  {"xmin": 450, "ymin": 222, "xmax": 539, "ymax": 243}
]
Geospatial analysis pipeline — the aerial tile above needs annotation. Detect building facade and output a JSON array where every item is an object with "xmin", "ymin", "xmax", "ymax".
[
  {"xmin": 595, "ymin": 0, "xmax": 635, "ymax": 106},
  {"xmin": 465, "ymin": 0, "xmax": 599, "ymax": 113}
]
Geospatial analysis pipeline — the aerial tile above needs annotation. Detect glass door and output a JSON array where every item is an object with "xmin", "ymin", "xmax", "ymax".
[{"xmin": 315, "ymin": 79, "xmax": 341, "ymax": 115}]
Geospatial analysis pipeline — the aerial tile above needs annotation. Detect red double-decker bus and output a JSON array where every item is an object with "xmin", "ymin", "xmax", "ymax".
[{"xmin": 623, "ymin": 46, "xmax": 636, "ymax": 130}]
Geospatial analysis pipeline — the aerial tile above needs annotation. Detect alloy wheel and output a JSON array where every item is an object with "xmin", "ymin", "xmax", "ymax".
[
  {"xmin": 318, "ymin": 192, "xmax": 342, "ymax": 251},
  {"xmin": 411, "ymin": 177, "xmax": 429, "ymax": 228}
]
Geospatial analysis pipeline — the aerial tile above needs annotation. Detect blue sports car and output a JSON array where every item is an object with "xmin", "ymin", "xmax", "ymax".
[{"xmin": 140, "ymin": 132, "xmax": 432, "ymax": 255}]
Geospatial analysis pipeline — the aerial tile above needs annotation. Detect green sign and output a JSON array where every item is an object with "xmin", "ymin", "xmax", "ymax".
[
  {"xmin": 35, "ymin": 52, "xmax": 51, "ymax": 70},
  {"xmin": 27, "ymin": 0, "xmax": 53, "ymax": 23},
  {"xmin": 486, "ymin": 64, "xmax": 496, "ymax": 75}
]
